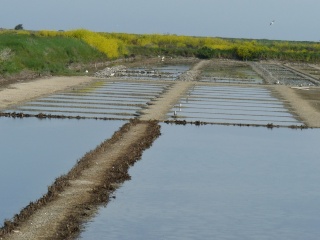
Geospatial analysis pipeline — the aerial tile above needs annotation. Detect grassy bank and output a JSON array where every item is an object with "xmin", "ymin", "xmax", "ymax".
[
  {"xmin": 0, "ymin": 32, "xmax": 108, "ymax": 77},
  {"xmin": 1, "ymin": 29, "xmax": 320, "ymax": 78}
]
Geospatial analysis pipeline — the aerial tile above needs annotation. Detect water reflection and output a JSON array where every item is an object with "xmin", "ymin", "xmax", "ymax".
[
  {"xmin": 4, "ymin": 81, "xmax": 168, "ymax": 120},
  {"xmin": 201, "ymin": 64, "xmax": 264, "ymax": 84},
  {"xmin": 0, "ymin": 118, "xmax": 125, "ymax": 224},
  {"xmin": 119, "ymin": 65, "xmax": 190, "ymax": 80},
  {"xmin": 167, "ymin": 86, "xmax": 301, "ymax": 126},
  {"xmin": 80, "ymin": 124, "xmax": 320, "ymax": 240}
]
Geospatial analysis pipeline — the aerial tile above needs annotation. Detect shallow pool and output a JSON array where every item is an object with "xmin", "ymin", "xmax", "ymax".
[
  {"xmin": 0, "ymin": 118, "xmax": 125, "ymax": 225},
  {"xmin": 119, "ymin": 65, "xmax": 190, "ymax": 80},
  {"xmin": 201, "ymin": 64, "xmax": 264, "ymax": 84},
  {"xmin": 167, "ymin": 86, "xmax": 301, "ymax": 126},
  {"xmin": 80, "ymin": 124, "xmax": 320, "ymax": 240},
  {"xmin": 4, "ymin": 81, "xmax": 169, "ymax": 120}
]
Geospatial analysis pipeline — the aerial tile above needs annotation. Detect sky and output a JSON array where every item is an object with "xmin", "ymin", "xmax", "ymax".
[{"xmin": 1, "ymin": 0, "xmax": 319, "ymax": 42}]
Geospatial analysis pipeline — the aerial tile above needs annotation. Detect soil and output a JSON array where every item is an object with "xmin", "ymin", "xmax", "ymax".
[
  {"xmin": 1, "ymin": 58, "xmax": 320, "ymax": 240},
  {"xmin": 270, "ymin": 85, "xmax": 320, "ymax": 128}
]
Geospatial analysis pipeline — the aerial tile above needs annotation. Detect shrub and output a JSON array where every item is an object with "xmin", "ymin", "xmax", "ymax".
[
  {"xmin": 196, "ymin": 46, "xmax": 215, "ymax": 59},
  {"xmin": 14, "ymin": 24, "xmax": 23, "ymax": 30}
]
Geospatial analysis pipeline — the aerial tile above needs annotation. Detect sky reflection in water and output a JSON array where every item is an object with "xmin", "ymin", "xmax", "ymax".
[
  {"xmin": 0, "ymin": 118, "xmax": 124, "ymax": 224},
  {"xmin": 80, "ymin": 124, "xmax": 320, "ymax": 240}
]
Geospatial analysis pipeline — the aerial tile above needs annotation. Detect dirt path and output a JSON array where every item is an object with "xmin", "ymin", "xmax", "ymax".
[
  {"xmin": 140, "ymin": 81, "xmax": 194, "ymax": 121},
  {"xmin": 271, "ymin": 85, "xmax": 320, "ymax": 128},
  {"xmin": 140, "ymin": 60, "xmax": 206, "ymax": 121}
]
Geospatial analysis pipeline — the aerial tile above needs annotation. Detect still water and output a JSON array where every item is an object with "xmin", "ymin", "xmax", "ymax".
[
  {"xmin": 121, "ymin": 65, "xmax": 190, "ymax": 80},
  {"xmin": 168, "ymin": 86, "xmax": 301, "ymax": 126},
  {"xmin": 4, "ymin": 81, "xmax": 168, "ymax": 120},
  {"xmin": 80, "ymin": 124, "xmax": 320, "ymax": 240},
  {"xmin": 0, "ymin": 118, "xmax": 125, "ymax": 225}
]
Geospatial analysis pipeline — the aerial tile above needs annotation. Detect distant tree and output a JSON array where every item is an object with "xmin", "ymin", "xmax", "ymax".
[{"xmin": 14, "ymin": 24, "xmax": 23, "ymax": 30}]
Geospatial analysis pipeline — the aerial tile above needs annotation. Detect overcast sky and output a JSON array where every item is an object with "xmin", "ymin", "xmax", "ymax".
[{"xmin": 1, "ymin": 0, "xmax": 319, "ymax": 42}]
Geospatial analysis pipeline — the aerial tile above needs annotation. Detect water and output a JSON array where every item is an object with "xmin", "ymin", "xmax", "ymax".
[
  {"xmin": 201, "ymin": 65, "xmax": 264, "ymax": 84},
  {"xmin": 167, "ymin": 86, "xmax": 301, "ymax": 126},
  {"xmin": 259, "ymin": 64, "xmax": 316, "ymax": 86},
  {"xmin": 0, "ymin": 118, "xmax": 125, "ymax": 224},
  {"xmin": 4, "ymin": 81, "xmax": 169, "ymax": 120},
  {"xmin": 80, "ymin": 124, "xmax": 320, "ymax": 240},
  {"xmin": 120, "ymin": 65, "xmax": 190, "ymax": 80}
]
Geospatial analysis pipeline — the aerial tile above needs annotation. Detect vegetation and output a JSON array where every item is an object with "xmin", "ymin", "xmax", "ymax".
[
  {"xmin": 104, "ymin": 32, "xmax": 320, "ymax": 62},
  {"xmin": 0, "ymin": 31, "xmax": 107, "ymax": 76},
  {"xmin": 1, "ymin": 28, "xmax": 320, "ymax": 77},
  {"xmin": 14, "ymin": 24, "xmax": 23, "ymax": 30}
]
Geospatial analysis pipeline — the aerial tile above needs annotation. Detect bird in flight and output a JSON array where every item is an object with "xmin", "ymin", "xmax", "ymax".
[{"xmin": 270, "ymin": 20, "xmax": 275, "ymax": 26}]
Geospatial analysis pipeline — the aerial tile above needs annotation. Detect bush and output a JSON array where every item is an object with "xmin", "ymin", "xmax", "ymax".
[
  {"xmin": 14, "ymin": 24, "xmax": 23, "ymax": 30},
  {"xmin": 196, "ymin": 46, "xmax": 215, "ymax": 59}
]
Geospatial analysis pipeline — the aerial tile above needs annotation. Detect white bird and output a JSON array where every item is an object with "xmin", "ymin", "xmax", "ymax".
[
  {"xmin": 173, "ymin": 110, "xmax": 177, "ymax": 117},
  {"xmin": 270, "ymin": 20, "xmax": 275, "ymax": 26}
]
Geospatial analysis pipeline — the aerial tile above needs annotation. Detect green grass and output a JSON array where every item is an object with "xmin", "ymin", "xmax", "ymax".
[
  {"xmin": 1, "ymin": 30, "xmax": 320, "ymax": 78},
  {"xmin": 0, "ymin": 33, "xmax": 108, "ymax": 76}
]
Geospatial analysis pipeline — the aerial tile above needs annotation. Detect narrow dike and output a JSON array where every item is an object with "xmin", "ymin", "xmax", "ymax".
[{"xmin": 1, "ymin": 119, "xmax": 161, "ymax": 239}]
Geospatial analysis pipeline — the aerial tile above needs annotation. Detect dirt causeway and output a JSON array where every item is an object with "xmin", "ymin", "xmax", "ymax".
[
  {"xmin": 1, "ymin": 120, "xmax": 160, "ymax": 240},
  {"xmin": 1, "ymin": 59, "xmax": 320, "ymax": 239}
]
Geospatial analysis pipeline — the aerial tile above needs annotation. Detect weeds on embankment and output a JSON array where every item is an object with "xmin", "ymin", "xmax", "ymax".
[
  {"xmin": 0, "ymin": 32, "xmax": 108, "ymax": 77},
  {"xmin": 1, "ymin": 28, "xmax": 320, "ymax": 80}
]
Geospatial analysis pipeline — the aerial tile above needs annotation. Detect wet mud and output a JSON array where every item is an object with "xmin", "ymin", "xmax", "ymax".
[
  {"xmin": 163, "ymin": 119, "xmax": 308, "ymax": 129},
  {"xmin": 0, "ymin": 111, "xmax": 130, "ymax": 121}
]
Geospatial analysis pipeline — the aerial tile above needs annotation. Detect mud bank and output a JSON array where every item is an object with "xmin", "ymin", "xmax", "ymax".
[
  {"xmin": 163, "ymin": 120, "xmax": 308, "ymax": 129},
  {"xmin": 0, "ymin": 112, "xmax": 129, "ymax": 121},
  {"xmin": 0, "ymin": 119, "xmax": 161, "ymax": 239}
]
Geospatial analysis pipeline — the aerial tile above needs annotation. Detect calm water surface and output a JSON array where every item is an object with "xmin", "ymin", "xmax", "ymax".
[
  {"xmin": 80, "ymin": 124, "xmax": 320, "ymax": 240},
  {"xmin": 0, "ymin": 118, "xmax": 125, "ymax": 224},
  {"xmin": 4, "ymin": 81, "xmax": 168, "ymax": 119},
  {"xmin": 168, "ymin": 86, "xmax": 301, "ymax": 126}
]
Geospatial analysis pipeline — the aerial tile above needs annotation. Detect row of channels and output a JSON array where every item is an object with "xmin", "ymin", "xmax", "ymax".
[
  {"xmin": 168, "ymin": 86, "xmax": 301, "ymax": 126},
  {"xmin": 4, "ymin": 81, "xmax": 172, "ymax": 120},
  {"xmin": 3, "ymin": 80, "xmax": 303, "ymax": 127},
  {"xmin": 1, "ymin": 62, "xmax": 307, "ymax": 127}
]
